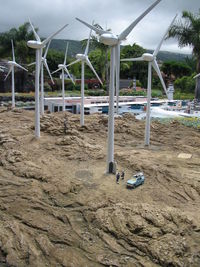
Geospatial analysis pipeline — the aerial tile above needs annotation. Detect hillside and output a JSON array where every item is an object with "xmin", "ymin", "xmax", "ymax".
[
  {"xmin": 0, "ymin": 108, "xmax": 200, "ymax": 266},
  {"xmin": 50, "ymin": 39, "xmax": 191, "ymax": 62}
]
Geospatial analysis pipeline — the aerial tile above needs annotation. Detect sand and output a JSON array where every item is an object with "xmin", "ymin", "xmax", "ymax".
[{"xmin": 0, "ymin": 108, "xmax": 200, "ymax": 267}]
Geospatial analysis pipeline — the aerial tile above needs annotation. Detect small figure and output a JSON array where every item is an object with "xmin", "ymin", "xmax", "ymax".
[
  {"xmin": 121, "ymin": 170, "xmax": 125, "ymax": 180},
  {"xmin": 116, "ymin": 172, "xmax": 120, "ymax": 184}
]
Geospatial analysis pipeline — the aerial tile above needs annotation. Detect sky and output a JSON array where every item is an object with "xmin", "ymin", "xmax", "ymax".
[{"xmin": 0, "ymin": 0, "xmax": 199, "ymax": 54}]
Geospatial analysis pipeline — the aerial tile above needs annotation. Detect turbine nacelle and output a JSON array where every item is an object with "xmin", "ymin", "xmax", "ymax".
[
  {"xmin": 27, "ymin": 40, "xmax": 43, "ymax": 49},
  {"xmin": 142, "ymin": 53, "xmax": 154, "ymax": 62},
  {"xmin": 76, "ymin": 54, "xmax": 88, "ymax": 61},
  {"xmin": 7, "ymin": 61, "xmax": 15, "ymax": 66},
  {"xmin": 58, "ymin": 64, "xmax": 65, "ymax": 69},
  {"xmin": 99, "ymin": 33, "xmax": 119, "ymax": 46}
]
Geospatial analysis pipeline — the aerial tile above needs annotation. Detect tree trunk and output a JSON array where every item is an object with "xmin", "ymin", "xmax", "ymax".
[{"xmin": 195, "ymin": 57, "xmax": 200, "ymax": 100}]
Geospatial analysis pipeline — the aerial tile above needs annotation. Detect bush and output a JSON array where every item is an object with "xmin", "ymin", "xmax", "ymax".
[
  {"xmin": 119, "ymin": 89, "xmax": 146, "ymax": 96},
  {"xmin": 85, "ymin": 89, "xmax": 107, "ymax": 96},
  {"xmin": 174, "ymin": 74, "xmax": 195, "ymax": 93},
  {"xmin": 151, "ymin": 89, "xmax": 163, "ymax": 98}
]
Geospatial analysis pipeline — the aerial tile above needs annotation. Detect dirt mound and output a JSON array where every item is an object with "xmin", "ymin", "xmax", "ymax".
[{"xmin": 0, "ymin": 108, "xmax": 200, "ymax": 267}]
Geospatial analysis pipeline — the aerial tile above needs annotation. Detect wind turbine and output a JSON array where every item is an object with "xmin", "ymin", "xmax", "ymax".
[
  {"xmin": 76, "ymin": 0, "xmax": 162, "ymax": 173},
  {"xmin": 4, "ymin": 40, "xmax": 28, "ymax": 108},
  {"xmin": 52, "ymin": 42, "xmax": 75, "ymax": 112},
  {"xmin": 67, "ymin": 24, "xmax": 103, "ymax": 126},
  {"xmin": 0, "ymin": 66, "xmax": 7, "ymax": 72},
  {"xmin": 27, "ymin": 19, "xmax": 68, "ymax": 138},
  {"xmin": 194, "ymin": 73, "xmax": 200, "ymax": 79},
  {"xmin": 121, "ymin": 15, "xmax": 177, "ymax": 146},
  {"xmin": 29, "ymin": 40, "xmax": 54, "ymax": 115}
]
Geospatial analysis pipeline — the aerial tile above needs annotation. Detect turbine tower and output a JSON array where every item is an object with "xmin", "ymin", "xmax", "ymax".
[
  {"xmin": 76, "ymin": 0, "xmax": 162, "ymax": 173},
  {"xmin": 5, "ymin": 40, "xmax": 28, "ymax": 108},
  {"xmin": 27, "ymin": 19, "xmax": 68, "ymax": 138},
  {"xmin": 52, "ymin": 42, "xmax": 75, "ymax": 112},
  {"xmin": 121, "ymin": 15, "xmax": 177, "ymax": 146},
  {"xmin": 29, "ymin": 40, "xmax": 54, "ymax": 115},
  {"xmin": 67, "ymin": 24, "xmax": 103, "ymax": 126}
]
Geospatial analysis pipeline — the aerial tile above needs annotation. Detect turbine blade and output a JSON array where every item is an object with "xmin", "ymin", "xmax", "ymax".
[
  {"xmin": 64, "ymin": 42, "xmax": 69, "ymax": 65},
  {"xmin": 11, "ymin": 40, "xmax": 15, "ymax": 62},
  {"xmin": 51, "ymin": 68, "xmax": 61, "ymax": 75},
  {"xmin": 152, "ymin": 59, "xmax": 168, "ymax": 96},
  {"xmin": 44, "ymin": 61, "xmax": 54, "ymax": 84},
  {"xmin": 76, "ymin": 18, "xmax": 108, "ymax": 35},
  {"xmin": 29, "ymin": 18, "xmax": 41, "ymax": 42},
  {"xmin": 28, "ymin": 62, "xmax": 36, "ymax": 66},
  {"xmin": 193, "ymin": 73, "xmax": 200, "ymax": 79},
  {"xmin": 153, "ymin": 14, "xmax": 177, "ymax": 57},
  {"xmin": 118, "ymin": 0, "xmax": 161, "ymax": 40},
  {"xmin": 121, "ymin": 57, "xmax": 143, "ymax": 62},
  {"xmin": 42, "ymin": 23, "xmax": 68, "ymax": 47},
  {"xmin": 44, "ymin": 40, "xmax": 51, "ymax": 59},
  {"xmin": 84, "ymin": 21, "xmax": 94, "ymax": 56},
  {"xmin": 4, "ymin": 67, "xmax": 12, "ymax": 81},
  {"xmin": 86, "ymin": 58, "xmax": 103, "ymax": 85},
  {"xmin": 15, "ymin": 63, "xmax": 28, "ymax": 72},
  {"xmin": 67, "ymin": 59, "xmax": 81, "ymax": 67},
  {"xmin": 64, "ymin": 66, "xmax": 75, "ymax": 85}
]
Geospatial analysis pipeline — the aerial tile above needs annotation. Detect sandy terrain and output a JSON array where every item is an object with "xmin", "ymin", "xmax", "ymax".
[{"xmin": 0, "ymin": 108, "xmax": 200, "ymax": 267}]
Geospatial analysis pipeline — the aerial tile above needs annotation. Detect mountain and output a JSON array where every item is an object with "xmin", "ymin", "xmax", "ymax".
[
  {"xmin": 147, "ymin": 49, "xmax": 191, "ymax": 62},
  {"xmin": 50, "ymin": 39, "xmax": 191, "ymax": 62}
]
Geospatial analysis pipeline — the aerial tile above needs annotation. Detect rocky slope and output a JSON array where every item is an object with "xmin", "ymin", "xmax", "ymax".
[{"xmin": 0, "ymin": 108, "xmax": 200, "ymax": 267}]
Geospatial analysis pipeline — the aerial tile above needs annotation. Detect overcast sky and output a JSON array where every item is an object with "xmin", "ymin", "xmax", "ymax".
[{"xmin": 0, "ymin": 0, "xmax": 199, "ymax": 54}]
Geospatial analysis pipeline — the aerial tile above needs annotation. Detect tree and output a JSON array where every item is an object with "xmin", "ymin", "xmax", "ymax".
[
  {"xmin": 174, "ymin": 74, "xmax": 196, "ymax": 93},
  {"xmin": 161, "ymin": 61, "xmax": 192, "ymax": 80},
  {"xmin": 168, "ymin": 11, "xmax": 200, "ymax": 99},
  {"xmin": 120, "ymin": 44, "xmax": 147, "ymax": 87},
  {"xmin": 0, "ymin": 22, "xmax": 36, "ymax": 63}
]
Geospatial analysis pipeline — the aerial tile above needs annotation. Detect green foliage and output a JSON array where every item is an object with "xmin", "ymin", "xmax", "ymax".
[
  {"xmin": 120, "ymin": 44, "xmax": 147, "ymax": 86},
  {"xmin": 51, "ymin": 78, "xmax": 76, "ymax": 91},
  {"xmin": 155, "ymin": 117, "xmax": 200, "ymax": 130},
  {"xmin": 161, "ymin": 61, "xmax": 192, "ymax": 78},
  {"xmin": 168, "ymin": 11, "xmax": 200, "ymax": 59},
  {"xmin": 0, "ymin": 22, "xmax": 36, "ymax": 63},
  {"xmin": 174, "ymin": 90, "xmax": 194, "ymax": 100},
  {"xmin": 85, "ymin": 89, "xmax": 107, "ymax": 96},
  {"xmin": 119, "ymin": 89, "xmax": 146, "ymax": 97},
  {"xmin": 167, "ymin": 10, "xmax": 200, "ymax": 98},
  {"xmin": 151, "ymin": 89, "xmax": 163, "ymax": 98},
  {"xmin": 174, "ymin": 74, "xmax": 196, "ymax": 93},
  {"xmin": 89, "ymin": 48, "xmax": 106, "ymax": 80},
  {"xmin": 46, "ymin": 49, "xmax": 65, "ymax": 72}
]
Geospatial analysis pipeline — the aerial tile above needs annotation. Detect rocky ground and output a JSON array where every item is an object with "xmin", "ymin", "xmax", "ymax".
[{"xmin": 0, "ymin": 108, "xmax": 200, "ymax": 267}]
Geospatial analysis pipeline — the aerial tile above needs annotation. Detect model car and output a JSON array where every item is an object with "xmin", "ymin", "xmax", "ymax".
[{"xmin": 126, "ymin": 172, "xmax": 145, "ymax": 189}]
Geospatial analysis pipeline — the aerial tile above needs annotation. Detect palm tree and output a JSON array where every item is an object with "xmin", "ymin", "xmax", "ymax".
[{"xmin": 168, "ymin": 11, "xmax": 200, "ymax": 99}]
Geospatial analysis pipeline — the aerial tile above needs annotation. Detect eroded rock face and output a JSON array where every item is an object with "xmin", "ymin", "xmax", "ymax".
[{"xmin": 0, "ymin": 109, "xmax": 200, "ymax": 267}]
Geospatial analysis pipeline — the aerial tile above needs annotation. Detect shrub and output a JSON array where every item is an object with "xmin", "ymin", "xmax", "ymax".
[{"xmin": 174, "ymin": 74, "xmax": 195, "ymax": 93}]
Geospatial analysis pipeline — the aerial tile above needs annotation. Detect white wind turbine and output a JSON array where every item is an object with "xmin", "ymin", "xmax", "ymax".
[
  {"xmin": 67, "ymin": 24, "xmax": 103, "ymax": 126},
  {"xmin": 27, "ymin": 19, "xmax": 68, "ymax": 138},
  {"xmin": 4, "ymin": 40, "xmax": 28, "ymax": 108},
  {"xmin": 76, "ymin": 0, "xmax": 161, "ymax": 173},
  {"xmin": 29, "ymin": 40, "xmax": 54, "ymax": 115},
  {"xmin": 194, "ymin": 73, "xmax": 200, "ymax": 79},
  {"xmin": 0, "ymin": 65, "xmax": 7, "ymax": 72},
  {"xmin": 121, "ymin": 15, "xmax": 177, "ymax": 146},
  {"xmin": 52, "ymin": 42, "xmax": 75, "ymax": 112}
]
